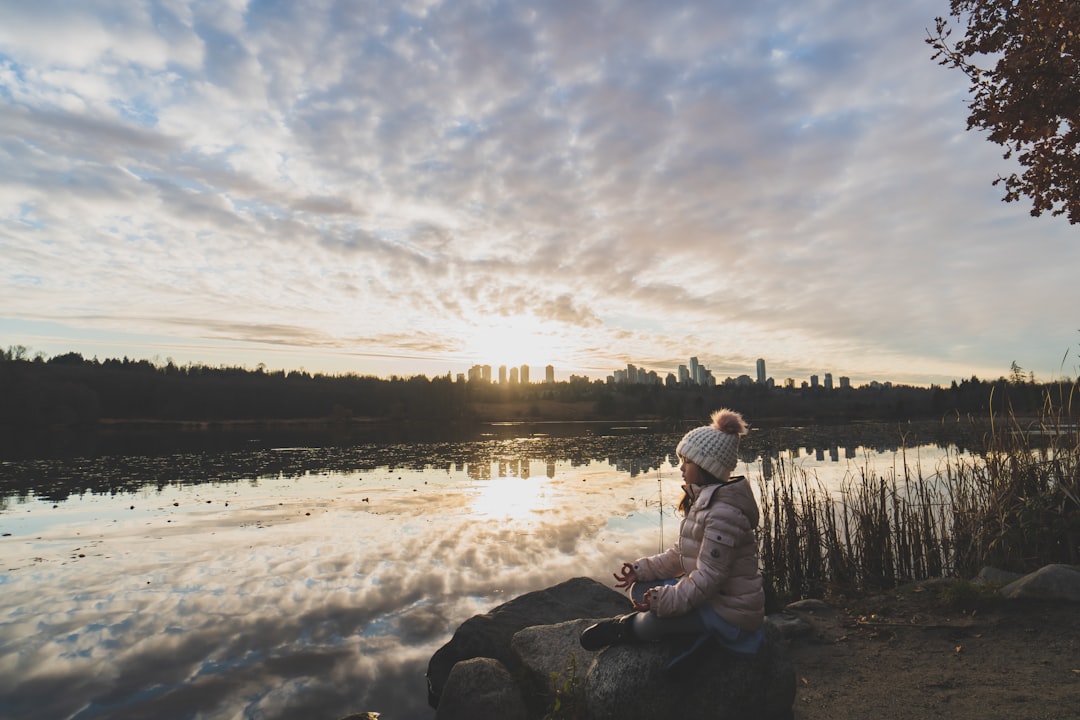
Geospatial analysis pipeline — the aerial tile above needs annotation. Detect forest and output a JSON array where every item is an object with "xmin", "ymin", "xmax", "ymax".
[{"xmin": 2, "ymin": 347, "xmax": 1075, "ymax": 431}]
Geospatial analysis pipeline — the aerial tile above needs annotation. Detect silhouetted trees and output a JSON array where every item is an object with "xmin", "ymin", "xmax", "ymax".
[{"xmin": 1, "ymin": 347, "xmax": 1075, "ymax": 431}]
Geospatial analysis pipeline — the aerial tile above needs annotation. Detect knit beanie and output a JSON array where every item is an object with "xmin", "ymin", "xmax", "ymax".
[{"xmin": 675, "ymin": 409, "xmax": 748, "ymax": 482}]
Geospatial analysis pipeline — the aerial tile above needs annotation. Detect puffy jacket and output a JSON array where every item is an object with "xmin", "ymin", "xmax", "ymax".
[{"xmin": 632, "ymin": 477, "xmax": 765, "ymax": 631}]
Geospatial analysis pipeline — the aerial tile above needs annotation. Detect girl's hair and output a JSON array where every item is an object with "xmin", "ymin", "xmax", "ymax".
[
  {"xmin": 677, "ymin": 464, "xmax": 723, "ymax": 515},
  {"xmin": 677, "ymin": 490, "xmax": 694, "ymax": 516}
]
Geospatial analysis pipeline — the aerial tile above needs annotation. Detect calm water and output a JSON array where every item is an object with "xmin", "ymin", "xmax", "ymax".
[{"xmin": 0, "ymin": 422, "xmax": 972, "ymax": 719}]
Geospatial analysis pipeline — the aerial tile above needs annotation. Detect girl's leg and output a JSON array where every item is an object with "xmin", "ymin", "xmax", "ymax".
[
  {"xmin": 632, "ymin": 608, "xmax": 704, "ymax": 642},
  {"xmin": 628, "ymin": 579, "xmax": 705, "ymax": 642}
]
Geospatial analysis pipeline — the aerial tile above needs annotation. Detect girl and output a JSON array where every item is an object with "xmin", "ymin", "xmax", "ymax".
[{"xmin": 580, "ymin": 409, "xmax": 765, "ymax": 658}]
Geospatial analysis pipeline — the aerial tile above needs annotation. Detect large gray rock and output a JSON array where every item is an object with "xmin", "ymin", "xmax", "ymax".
[
  {"xmin": 785, "ymin": 598, "xmax": 830, "ymax": 613},
  {"xmin": 511, "ymin": 618, "xmax": 603, "ymax": 715},
  {"xmin": 765, "ymin": 609, "xmax": 814, "ymax": 639},
  {"xmin": 435, "ymin": 657, "xmax": 527, "ymax": 720},
  {"xmin": 583, "ymin": 620, "xmax": 796, "ymax": 720},
  {"xmin": 1000, "ymin": 564, "xmax": 1080, "ymax": 601},
  {"xmin": 973, "ymin": 566, "xmax": 1023, "ymax": 587},
  {"xmin": 427, "ymin": 577, "xmax": 631, "ymax": 707}
]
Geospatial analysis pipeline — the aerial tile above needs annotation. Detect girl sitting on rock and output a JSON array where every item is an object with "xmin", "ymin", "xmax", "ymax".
[{"xmin": 580, "ymin": 409, "xmax": 765, "ymax": 658}]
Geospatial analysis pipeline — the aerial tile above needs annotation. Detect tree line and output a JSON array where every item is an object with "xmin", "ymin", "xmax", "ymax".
[{"xmin": 1, "ymin": 347, "xmax": 1075, "ymax": 430}]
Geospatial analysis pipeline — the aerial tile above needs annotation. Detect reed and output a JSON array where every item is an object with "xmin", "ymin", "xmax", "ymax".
[{"xmin": 758, "ymin": 386, "xmax": 1080, "ymax": 602}]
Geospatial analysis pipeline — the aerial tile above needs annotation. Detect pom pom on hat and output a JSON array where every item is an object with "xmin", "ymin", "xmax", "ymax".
[
  {"xmin": 711, "ymin": 409, "xmax": 748, "ymax": 436},
  {"xmin": 676, "ymin": 409, "xmax": 747, "ymax": 482}
]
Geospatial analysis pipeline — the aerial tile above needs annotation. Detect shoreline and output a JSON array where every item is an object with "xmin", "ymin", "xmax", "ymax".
[{"xmin": 784, "ymin": 576, "xmax": 1080, "ymax": 719}]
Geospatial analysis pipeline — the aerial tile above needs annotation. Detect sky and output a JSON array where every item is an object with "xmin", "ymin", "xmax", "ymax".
[{"xmin": 1, "ymin": 0, "xmax": 1077, "ymax": 387}]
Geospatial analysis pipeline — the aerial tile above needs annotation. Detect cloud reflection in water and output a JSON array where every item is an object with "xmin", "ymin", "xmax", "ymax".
[{"xmin": 0, "ymin": 458, "xmax": 667, "ymax": 719}]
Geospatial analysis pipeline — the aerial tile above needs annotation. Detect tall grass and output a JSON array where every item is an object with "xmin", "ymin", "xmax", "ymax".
[{"xmin": 758, "ymin": 387, "xmax": 1080, "ymax": 602}]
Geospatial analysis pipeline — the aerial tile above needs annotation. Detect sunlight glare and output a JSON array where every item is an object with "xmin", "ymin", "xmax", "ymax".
[
  {"xmin": 468, "ymin": 475, "xmax": 553, "ymax": 521},
  {"xmin": 464, "ymin": 315, "xmax": 560, "ymax": 369}
]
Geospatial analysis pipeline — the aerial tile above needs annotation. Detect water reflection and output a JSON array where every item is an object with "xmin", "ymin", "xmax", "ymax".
[
  {"xmin": 0, "ymin": 422, "xmax": 982, "ymax": 719},
  {"xmin": 469, "ymin": 466, "xmax": 558, "ymax": 521}
]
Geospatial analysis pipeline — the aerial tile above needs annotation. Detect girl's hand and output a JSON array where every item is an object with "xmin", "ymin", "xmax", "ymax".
[
  {"xmin": 632, "ymin": 589, "xmax": 652, "ymax": 612},
  {"xmin": 612, "ymin": 562, "xmax": 637, "ymax": 590}
]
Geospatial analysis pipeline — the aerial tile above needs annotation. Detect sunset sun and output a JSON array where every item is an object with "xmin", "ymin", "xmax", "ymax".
[{"xmin": 462, "ymin": 315, "xmax": 564, "ymax": 371}]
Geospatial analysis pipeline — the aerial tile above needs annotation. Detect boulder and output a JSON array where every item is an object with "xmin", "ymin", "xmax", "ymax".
[
  {"xmin": 999, "ymin": 564, "xmax": 1080, "ymax": 601},
  {"xmin": 428, "ymin": 578, "xmax": 794, "ymax": 719},
  {"xmin": 511, "ymin": 618, "xmax": 603, "ymax": 715},
  {"xmin": 785, "ymin": 598, "xmax": 830, "ymax": 613},
  {"xmin": 765, "ymin": 609, "xmax": 814, "ymax": 639},
  {"xmin": 426, "ymin": 576, "xmax": 631, "ymax": 707},
  {"xmin": 972, "ymin": 566, "xmax": 1023, "ymax": 587},
  {"xmin": 582, "ymin": 620, "xmax": 796, "ymax": 720},
  {"xmin": 435, "ymin": 657, "xmax": 527, "ymax": 720}
]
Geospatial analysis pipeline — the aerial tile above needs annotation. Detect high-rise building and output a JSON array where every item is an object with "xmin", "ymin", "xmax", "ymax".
[
  {"xmin": 498, "ymin": 365, "xmax": 507, "ymax": 384},
  {"xmin": 810, "ymin": 374, "xmax": 819, "ymax": 388},
  {"xmin": 482, "ymin": 365, "xmax": 492, "ymax": 383},
  {"xmin": 520, "ymin": 365, "xmax": 529, "ymax": 384},
  {"xmin": 678, "ymin": 364, "xmax": 690, "ymax": 385},
  {"xmin": 509, "ymin": 367, "xmax": 519, "ymax": 384},
  {"xmin": 689, "ymin": 357, "xmax": 700, "ymax": 385},
  {"xmin": 756, "ymin": 358, "xmax": 767, "ymax": 384},
  {"xmin": 545, "ymin": 365, "xmax": 555, "ymax": 383},
  {"xmin": 824, "ymin": 373, "xmax": 833, "ymax": 390}
]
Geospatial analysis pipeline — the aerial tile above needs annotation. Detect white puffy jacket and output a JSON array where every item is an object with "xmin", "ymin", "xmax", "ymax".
[{"xmin": 632, "ymin": 477, "xmax": 765, "ymax": 631}]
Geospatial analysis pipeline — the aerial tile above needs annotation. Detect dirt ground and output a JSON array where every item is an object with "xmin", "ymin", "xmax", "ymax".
[{"xmin": 783, "ymin": 582, "xmax": 1080, "ymax": 720}]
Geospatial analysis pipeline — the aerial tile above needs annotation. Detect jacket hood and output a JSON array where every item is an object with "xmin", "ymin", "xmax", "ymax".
[{"xmin": 698, "ymin": 477, "xmax": 759, "ymax": 528}]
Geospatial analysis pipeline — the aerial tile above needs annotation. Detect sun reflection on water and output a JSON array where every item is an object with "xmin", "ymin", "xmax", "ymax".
[{"xmin": 467, "ymin": 472, "xmax": 555, "ymax": 521}]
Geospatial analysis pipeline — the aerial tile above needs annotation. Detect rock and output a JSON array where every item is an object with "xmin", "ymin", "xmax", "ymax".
[
  {"xmin": 999, "ymin": 564, "xmax": 1080, "ymax": 601},
  {"xmin": 766, "ymin": 610, "xmax": 814, "ymax": 639},
  {"xmin": 427, "ymin": 576, "xmax": 631, "ymax": 707},
  {"xmin": 973, "ymin": 566, "xmax": 1023, "ymax": 587},
  {"xmin": 434, "ymin": 657, "xmax": 527, "ymax": 720},
  {"xmin": 785, "ymin": 598, "xmax": 830, "ymax": 612},
  {"xmin": 428, "ymin": 578, "xmax": 795, "ymax": 719},
  {"xmin": 582, "ymin": 620, "xmax": 796, "ymax": 720},
  {"xmin": 511, "ymin": 618, "xmax": 600, "ymax": 715},
  {"xmin": 582, "ymin": 641, "xmax": 669, "ymax": 718},
  {"xmin": 913, "ymin": 576, "xmax": 958, "ymax": 591}
]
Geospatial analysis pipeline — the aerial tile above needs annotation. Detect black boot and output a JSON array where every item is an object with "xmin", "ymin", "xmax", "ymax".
[{"xmin": 579, "ymin": 613, "xmax": 638, "ymax": 651}]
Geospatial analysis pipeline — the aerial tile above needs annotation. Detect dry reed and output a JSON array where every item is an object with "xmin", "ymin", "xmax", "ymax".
[{"xmin": 758, "ymin": 386, "xmax": 1080, "ymax": 602}]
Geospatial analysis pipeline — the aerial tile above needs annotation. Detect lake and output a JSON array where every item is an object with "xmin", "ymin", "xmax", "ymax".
[{"xmin": 0, "ymin": 420, "xmax": 975, "ymax": 719}]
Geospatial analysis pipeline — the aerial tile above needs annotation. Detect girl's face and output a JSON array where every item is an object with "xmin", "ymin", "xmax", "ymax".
[{"xmin": 680, "ymin": 459, "xmax": 707, "ymax": 486}]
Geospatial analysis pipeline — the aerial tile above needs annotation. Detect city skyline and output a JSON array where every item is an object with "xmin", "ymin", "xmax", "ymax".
[
  {"xmin": 2, "ymin": 2, "xmax": 1078, "ymax": 389},
  {"xmin": 449, "ymin": 355, "xmax": 897, "ymax": 389}
]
